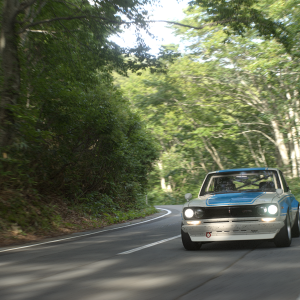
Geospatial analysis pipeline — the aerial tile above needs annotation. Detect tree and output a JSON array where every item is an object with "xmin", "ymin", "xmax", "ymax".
[
  {"xmin": 0, "ymin": 0, "xmax": 166, "ymax": 149},
  {"xmin": 115, "ymin": 52, "xmax": 279, "ymax": 203},
  {"xmin": 167, "ymin": 0, "xmax": 296, "ymax": 52},
  {"xmin": 0, "ymin": 0, "xmax": 164, "ymax": 207},
  {"xmin": 172, "ymin": 3, "xmax": 300, "ymax": 176}
]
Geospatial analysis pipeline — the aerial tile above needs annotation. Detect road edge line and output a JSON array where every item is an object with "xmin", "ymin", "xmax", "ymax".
[{"xmin": 0, "ymin": 208, "xmax": 171, "ymax": 253}]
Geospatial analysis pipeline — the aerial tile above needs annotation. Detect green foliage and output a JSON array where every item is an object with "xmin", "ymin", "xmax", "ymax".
[
  {"xmin": 115, "ymin": 56, "xmax": 277, "ymax": 204},
  {"xmin": 1, "ymin": 0, "xmax": 161, "ymax": 218},
  {"xmin": 1, "ymin": 76, "xmax": 159, "ymax": 204},
  {"xmin": 116, "ymin": 0, "xmax": 300, "ymax": 204},
  {"xmin": 0, "ymin": 192, "xmax": 59, "ymax": 232},
  {"xmin": 0, "ymin": 189, "xmax": 157, "ymax": 238},
  {"xmin": 188, "ymin": 0, "xmax": 295, "ymax": 52},
  {"xmin": 3, "ymin": 0, "xmax": 300, "ymax": 213},
  {"xmin": 288, "ymin": 179, "xmax": 300, "ymax": 202}
]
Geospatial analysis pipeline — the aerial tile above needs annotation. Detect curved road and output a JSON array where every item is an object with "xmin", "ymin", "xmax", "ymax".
[{"xmin": 0, "ymin": 205, "xmax": 300, "ymax": 300}]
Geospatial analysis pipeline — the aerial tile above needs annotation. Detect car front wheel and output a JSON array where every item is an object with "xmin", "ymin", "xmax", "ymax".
[
  {"xmin": 274, "ymin": 212, "xmax": 292, "ymax": 247},
  {"xmin": 181, "ymin": 227, "xmax": 202, "ymax": 251},
  {"xmin": 291, "ymin": 207, "xmax": 300, "ymax": 238}
]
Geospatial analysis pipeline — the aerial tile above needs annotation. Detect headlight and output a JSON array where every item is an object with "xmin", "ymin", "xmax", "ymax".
[
  {"xmin": 257, "ymin": 204, "xmax": 278, "ymax": 216},
  {"xmin": 195, "ymin": 208, "xmax": 204, "ymax": 218},
  {"xmin": 184, "ymin": 208, "xmax": 194, "ymax": 219},
  {"xmin": 257, "ymin": 206, "xmax": 267, "ymax": 215},
  {"xmin": 268, "ymin": 205, "xmax": 278, "ymax": 214}
]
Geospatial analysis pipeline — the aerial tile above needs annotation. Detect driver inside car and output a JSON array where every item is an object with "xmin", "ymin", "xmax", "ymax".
[{"xmin": 215, "ymin": 177, "xmax": 236, "ymax": 192}]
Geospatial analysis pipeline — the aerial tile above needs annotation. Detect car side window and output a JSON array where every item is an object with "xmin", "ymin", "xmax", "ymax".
[{"xmin": 279, "ymin": 170, "xmax": 288, "ymax": 192}]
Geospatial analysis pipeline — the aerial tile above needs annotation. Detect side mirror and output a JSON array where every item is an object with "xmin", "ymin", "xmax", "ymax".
[
  {"xmin": 185, "ymin": 193, "xmax": 192, "ymax": 201},
  {"xmin": 276, "ymin": 189, "xmax": 283, "ymax": 195}
]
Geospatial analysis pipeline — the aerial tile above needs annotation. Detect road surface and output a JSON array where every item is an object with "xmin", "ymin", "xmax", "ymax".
[{"xmin": 0, "ymin": 205, "xmax": 300, "ymax": 300}]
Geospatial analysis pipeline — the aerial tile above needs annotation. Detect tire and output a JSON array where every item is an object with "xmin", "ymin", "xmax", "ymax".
[
  {"xmin": 291, "ymin": 207, "xmax": 300, "ymax": 238},
  {"xmin": 274, "ymin": 211, "xmax": 292, "ymax": 247},
  {"xmin": 181, "ymin": 228, "xmax": 202, "ymax": 251}
]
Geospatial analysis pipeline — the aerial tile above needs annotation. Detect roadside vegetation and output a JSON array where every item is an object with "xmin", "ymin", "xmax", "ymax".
[
  {"xmin": 0, "ymin": 0, "xmax": 163, "ymax": 245},
  {"xmin": 0, "ymin": 190, "xmax": 157, "ymax": 246},
  {"xmin": 116, "ymin": 0, "xmax": 300, "ymax": 205},
  {"xmin": 1, "ymin": 0, "xmax": 300, "ymax": 244}
]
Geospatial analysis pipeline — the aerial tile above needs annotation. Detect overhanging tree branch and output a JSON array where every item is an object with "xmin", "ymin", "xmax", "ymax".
[
  {"xmin": 233, "ymin": 130, "xmax": 277, "ymax": 146},
  {"xmin": 18, "ymin": 15, "xmax": 119, "ymax": 33},
  {"xmin": 18, "ymin": 15, "xmax": 234, "ymax": 34},
  {"xmin": 151, "ymin": 19, "xmax": 233, "ymax": 30}
]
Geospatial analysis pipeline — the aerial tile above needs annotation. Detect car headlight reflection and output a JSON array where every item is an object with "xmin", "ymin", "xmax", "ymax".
[
  {"xmin": 184, "ymin": 208, "xmax": 194, "ymax": 219},
  {"xmin": 268, "ymin": 205, "xmax": 278, "ymax": 215}
]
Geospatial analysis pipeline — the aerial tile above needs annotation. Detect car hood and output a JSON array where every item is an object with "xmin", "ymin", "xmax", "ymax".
[{"xmin": 188, "ymin": 192, "xmax": 278, "ymax": 207}]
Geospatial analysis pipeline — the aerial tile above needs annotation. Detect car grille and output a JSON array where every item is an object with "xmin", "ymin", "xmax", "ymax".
[{"xmin": 203, "ymin": 206, "xmax": 258, "ymax": 219}]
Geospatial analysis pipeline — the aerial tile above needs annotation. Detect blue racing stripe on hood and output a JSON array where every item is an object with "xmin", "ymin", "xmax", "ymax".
[{"xmin": 206, "ymin": 192, "xmax": 265, "ymax": 206}]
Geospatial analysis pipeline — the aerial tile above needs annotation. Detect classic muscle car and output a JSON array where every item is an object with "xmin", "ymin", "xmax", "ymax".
[{"xmin": 181, "ymin": 168, "xmax": 300, "ymax": 250}]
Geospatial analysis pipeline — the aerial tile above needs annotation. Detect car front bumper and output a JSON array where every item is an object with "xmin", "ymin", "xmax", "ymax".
[{"xmin": 182, "ymin": 218, "xmax": 285, "ymax": 242}]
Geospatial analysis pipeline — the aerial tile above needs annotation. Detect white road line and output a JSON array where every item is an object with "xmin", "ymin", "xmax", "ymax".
[
  {"xmin": 118, "ymin": 235, "xmax": 181, "ymax": 255},
  {"xmin": 0, "ymin": 208, "xmax": 172, "ymax": 253}
]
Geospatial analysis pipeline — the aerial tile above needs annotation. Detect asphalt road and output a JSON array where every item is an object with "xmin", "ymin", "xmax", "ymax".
[{"xmin": 1, "ymin": 205, "xmax": 300, "ymax": 300}]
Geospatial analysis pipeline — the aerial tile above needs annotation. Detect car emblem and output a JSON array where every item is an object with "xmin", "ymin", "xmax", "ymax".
[
  {"xmin": 228, "ymin": 208, "xmax": 231, "ymax": 214},
  {"xmin": 206, "ymin": 232, "xmax": 211, "ymax": 238}
]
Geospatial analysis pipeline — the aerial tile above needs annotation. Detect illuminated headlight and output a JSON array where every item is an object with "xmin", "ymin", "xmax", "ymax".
[
  {"xmin": 268, "ymin": 205, "xmax": 278, "ymax": 215},
  {"xmin": 184, "ymin": 209, "xmax": 194, "ymax": 219},
  {"xmin": 257, "ymin": 204, "xmax": 278, "ymax": 216}
]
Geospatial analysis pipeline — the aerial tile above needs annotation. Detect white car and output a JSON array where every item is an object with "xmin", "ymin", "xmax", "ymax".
[{"xmin": 181, "ymin": 168, "xmax": 300, "ymax": 250}]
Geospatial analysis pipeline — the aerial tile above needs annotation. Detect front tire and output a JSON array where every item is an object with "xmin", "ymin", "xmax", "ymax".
[
  {"xmin": 274, "ymin": 212, "xmax": 292, "ymax": 247},
  {"xmin": 291, "ymin": 207, "xmax": 300, "ymax": 238},
  {"xmin": 181, "ymin": 228, "xmax": 202, "ymax": 251}
]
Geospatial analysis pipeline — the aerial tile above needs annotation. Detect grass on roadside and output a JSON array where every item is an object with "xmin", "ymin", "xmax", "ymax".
[{"xmin": 0, "ymin": 189, "xmax": 158, "ymax": 247}]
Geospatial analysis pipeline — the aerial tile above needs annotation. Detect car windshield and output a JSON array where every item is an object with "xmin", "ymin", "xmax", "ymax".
[{"xmin": 201, "ymin": 170, "xmax": 281, "ymax": 195}]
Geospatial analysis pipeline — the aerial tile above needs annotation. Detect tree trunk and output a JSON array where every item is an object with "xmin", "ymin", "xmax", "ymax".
[
  {"xmin": 293, "ymin": 100, "xmax": 300, "ymax": 175},
  {"xmin": 157, "ymin": 161, "xmax": 167, "ymax": 190},
  {"xmin": 288, "ymin": 106, "xmax": 300, "ymax": 176},
  {"xmin": 242, "ymin": 131, "xmax": 260, "ymax": 166},
  {"xmin": 257, "ymin": 140, "xmax": 267, "ymax": 167},
  {"xmin": 0, "ymin": 0, "xmax": 20, "ymax": 148},
  {"xmin": 288, "ymin": 130, "xmax": 297, "ymax": 177},
  {"xmin": 270, "ymin": 120, "xmax": 290, "ymax": 168},
  {"xmin": 201, "ymin": 138, "xmax": 224, "ymax": 170}
]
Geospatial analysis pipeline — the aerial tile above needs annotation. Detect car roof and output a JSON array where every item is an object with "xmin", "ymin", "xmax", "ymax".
[{"xmin": 210, "ymin": 167, "xmax": 278, "ymax": 174}]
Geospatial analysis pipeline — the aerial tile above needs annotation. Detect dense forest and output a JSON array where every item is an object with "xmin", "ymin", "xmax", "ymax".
[
  {"xmin": 1, "ymin": 0, "xmax": 300, "ymax": 241},
  {"xmin": 0, "ymin": 0, "xmax": 166, "ymax": 240},
  {"xmin": 116, "ymin": 0, "xmax": 300, "ymax": 204}
]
